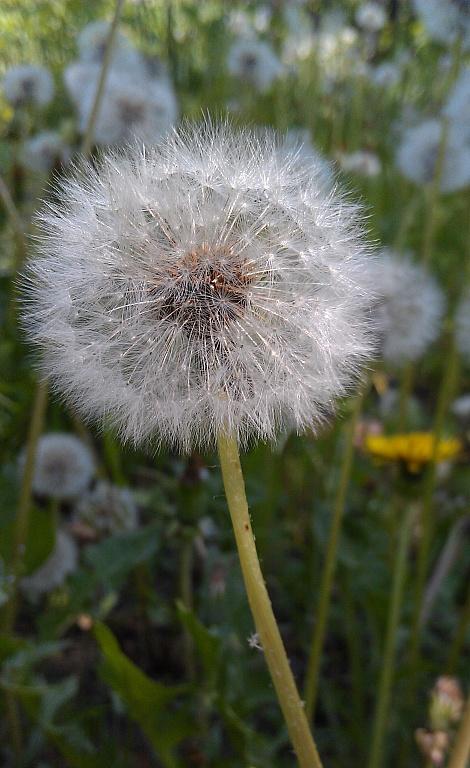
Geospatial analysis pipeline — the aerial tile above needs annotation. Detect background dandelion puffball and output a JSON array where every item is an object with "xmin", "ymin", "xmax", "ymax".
[{"xmin": 24, "ymin": 122, "xmax": 376, "ymax": 451}]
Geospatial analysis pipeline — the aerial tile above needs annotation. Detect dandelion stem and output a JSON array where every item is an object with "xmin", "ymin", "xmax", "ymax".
[
  {"xmin": 446, "ymin": 585, "xmax": 470, "ymax": 674},
  {"xmin": 80, "ymin": 0, "xmax": 125, "ymax": 157},
  {"xmin": 179, "ymin": 535, "xmax": 196, "ymax": 681},
  {"xmin": 217, "ymin": 432, "xmax": 323, "ymax": 768},
  {"xmin": 409, "ymin": 337, "xmax": 459, "ymax": 673},
  {"xmin": 447, "ymin": 696, "xmax": 470, "ymax": 768},
  {"xmin": 0, "ymin": 173, "xmax": 25, "ymax": 244},
  {"xmin": 304, "ymin": 388, "xmax": 364, "ymax": 722},
  {"xmin": 2, "ymin": 379, "xmax": 48, "ymax": 633},
  {"xmin": 367, "ymin": 505, "xmax": 414, "ymax": 768}
]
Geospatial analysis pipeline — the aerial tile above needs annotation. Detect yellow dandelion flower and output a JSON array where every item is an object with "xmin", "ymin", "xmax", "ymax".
[{"xmin": 364, "ymin": 432, "xmax": 461, "ymax": 473}]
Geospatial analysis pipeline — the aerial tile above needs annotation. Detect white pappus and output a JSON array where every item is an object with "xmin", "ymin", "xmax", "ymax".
[
  {"xmin": 20, "ymin": 530, "xmax": 78, "ymax": 600},
  {"xmin": 19, "ymin": 433, "xmax": 96, "ymax": 501},
  {"xmin": 368, "ymin": 250, "xmax": 445, "ymax": 366},
  {"xmin": 23, "ymin": 120, "xmax": 377, "ymax": 451},
  {"xmin": 227, "ymin": 38, "xmax": 283, "ymax": 92},
  {"xmin": 2, "ymin": 64, "xmax": 54, "ymax": 108}
]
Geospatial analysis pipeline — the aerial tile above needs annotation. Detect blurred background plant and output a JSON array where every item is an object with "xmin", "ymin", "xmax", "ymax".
[{"xmin": 0, "ymin": 0, "xmax": 469, "ymax": 766}]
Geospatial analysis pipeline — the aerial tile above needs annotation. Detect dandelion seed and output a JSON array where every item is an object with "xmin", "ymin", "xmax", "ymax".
[
  {"xmin": 23, "ymin": 120, "xmax": 376, "ymax": 451},
  {"xmin": 248, "ymin": 631, "xmax": 263, "ymax": 650},
  {"xmin": 20, "ymin": 529, "xmax": 78, "ymax": 600},
  {"xmin": 2, "ymin": 64, "xmax": 54, "ymax": 108},
  {"xmin": 19, "ymin": 433, "xmax": 95, "ymax": 501}
]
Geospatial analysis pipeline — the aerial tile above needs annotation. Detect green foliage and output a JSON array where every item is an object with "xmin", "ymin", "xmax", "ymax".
[{"xmin": 94, "ymin": 621, "xmax": 194, "ymax": 767}]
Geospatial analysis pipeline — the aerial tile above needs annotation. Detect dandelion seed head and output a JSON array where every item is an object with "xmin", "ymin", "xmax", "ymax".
[
  {"xmin": 396, "ymin": 119, "xmax": 470, "ymax": 193},
  {"xmin": 355, "ymin": 2, "xmax": 387, "ymax": 32},
  {"xmin": 2, "ymin": 64, "xmax": 54, "ymax": 108},
  {"xmin": 227, "ymin": 38, "xmax": 283, "ymax": 92},
  {"xmin": 413, "ymin": 0, "xmax": 470, "ymax": 49},
  {"xmin": 22, "ymin": 131, "xmax": 71, "ymax": 173},
  {"xmin": 369, "ymin": 61, "xmax": 401, "ymax": 89},
  {"xmin": 74, "ymin": 480, "xmax": 138, "ymax": 535},
  {"xmin": 19, "ymin": 433, "xmax": 95, "ymax": 501},
  {"xmin": 77, "ymin": 20, "xmax": 144, "ymax": 72},
  {"xmin": 23, "ymin": 120, "xmax": 376, "ymax": 451},
  {"xmin": 20, "ymin": 530, "xmax": 78, "ymax": 600},
  {"xmin": 455, "ymin": 288, "xmax": 470, "ymax": 362},
  {"xmin": 337, "ymin": 150, "xmax": 381, "ymax": 177},
  {"xmin": 78, "ymin": 75, "xmax": 178, "ymax": 146},
  {"xmin": 444, "ymin": 66, "xmax": 470, "ymax": 132},
  {"xmin": 369, "ymin": 250, "xmax": 444, "ymax": 365},
  {"xmin": 451, "ymin": 393, "xmax": 470, "ymax": 419}
]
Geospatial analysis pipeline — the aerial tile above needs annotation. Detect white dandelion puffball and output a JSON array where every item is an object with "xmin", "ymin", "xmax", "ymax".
[
  {"xmin": 369, "ymin": 61, "xmax": 401, "ymax": 89},
  {"xmin": 451, "ymin": 393, "xmax": 470, "ymax": 420},
  {"xmin": 77, "ymin": 19, "xmax": 144, "ymax": 73},
  {"xmin": 355, "ymin": 2, "xmax": 387, "ymax": 32},
  {"xmin": 19, "ymin": 433, "xmax": 96, "ymax": 501},
  {"xmin": 396, "ymin": 119, "xmax": 470, "ymax": 193},
  {"xmin": 413, "ymin": 0, "xmax": 470, "ymax": 49},
  {"xmin": 20, "ymin": 530, "xmax": 78, "ymax": 600},
  {"xmin": 22, "ymin": 131, "xmax": 71, "ymax": 173},
  {"xmin": 444, "ymin": 66, "xmax": 470, "ymax": 131},
  {"xmin": 337, "ymin": 150, "xmax": 381, "ymax": 178},
  {"xmin": 455, "ymin": 289, "xmax": 470, "ymax": 363},
  {"xmin": 64, "ymin": 61, "xmax": 101, "ymax": 108},
  {"xmin": 23, "ymin": 121, "xmax": 376, "ymax": 451},
  {"xmin": 74, "ymin": 480, "xmax": 138, "ymax": 535},
  {"xmin": 77, "ymin": 76, "xmax": 178, "ymax": 147},
  {"xmin": 369, "ymin": 250, "xmax": 445, "ymax": 365},
  {"xmin": 227, "ymin": 38, "xmax": 283, "ymax": 92},
  {"xmin": 2, "ymin": 64, "xmax": 54, "ymax": 108}
]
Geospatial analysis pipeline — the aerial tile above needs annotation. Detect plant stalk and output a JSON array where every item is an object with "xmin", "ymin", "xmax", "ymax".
[
  {"xmin": 304, "ymin": 388, "xmax": 364, "ymax": 722},
  {"xmin": 367, "ymin": 505, "xmax": 414, "ymax": 768},
  {"xmin": 217, "ymin": 432, "xmax": 323, "ymax": 768},
  {"xmin": 80, "ymin": 0, "xmax": 125, "ymax": 157},
  {"xmin": 2, "ymin": 379, "xmax": 48, "ymax": 632}
]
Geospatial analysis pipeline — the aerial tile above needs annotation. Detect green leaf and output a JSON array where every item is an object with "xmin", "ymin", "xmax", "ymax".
[
  {"xmin": 84, "ymin": 523, "xmax": 160, "ymax": 587},
  {"xmin": 94, "ymin": 621, "xmax": 194, "ymax": 768},
  {"xmin": 0, "ymin": 505, "xmax": 56, "ymax": 575},
  {"xmin": 176, "ymin": 601, "xmax": 221, "ymax": 686}
]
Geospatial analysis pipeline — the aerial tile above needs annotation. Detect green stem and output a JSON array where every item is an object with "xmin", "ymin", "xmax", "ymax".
[
  {"xmin": 102, "ymin": 428, "xmax": 125, "ymax": 485},
  {"xmin": 217, "ymin": 432, "xmax": 323, "ymax": 768},
  {"xmin": 447, "ymin": 696, "xmax": 470, "ymax": 768},
  {"xmin": 397, "ymin": 362, "xmax": 414, "ymax": 431},
  {"xmin": 367, "ymin": 505, "xmax": 414, "ymax": 768},
  {"xmin": 80, "ymin": 0, "xmax": 125, "ymax": 157},
  {"xmin": 304, "ymin": 388, "xmax": 364, "ymax": 722},
  {"xmin": 446, "ymin": 585, "xmax": 470, "ymax": 674},
  {"xmin": 0, "ymin": 173, "xmax": 25, "ymax": 242},
  {"xmin": 408, "ymin": 339, "xmax": 460, "ymax": 673},
  {"xmin": 2, "ymin": 379, "xmax": 48, "ymax": 632},
  {"xmin": 342, "ymin": 580, "xmax": 366, "ymax": 753},
  {"xmin": 179, "ymin": 535, "xmax": 196, "ymax": 681}
]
